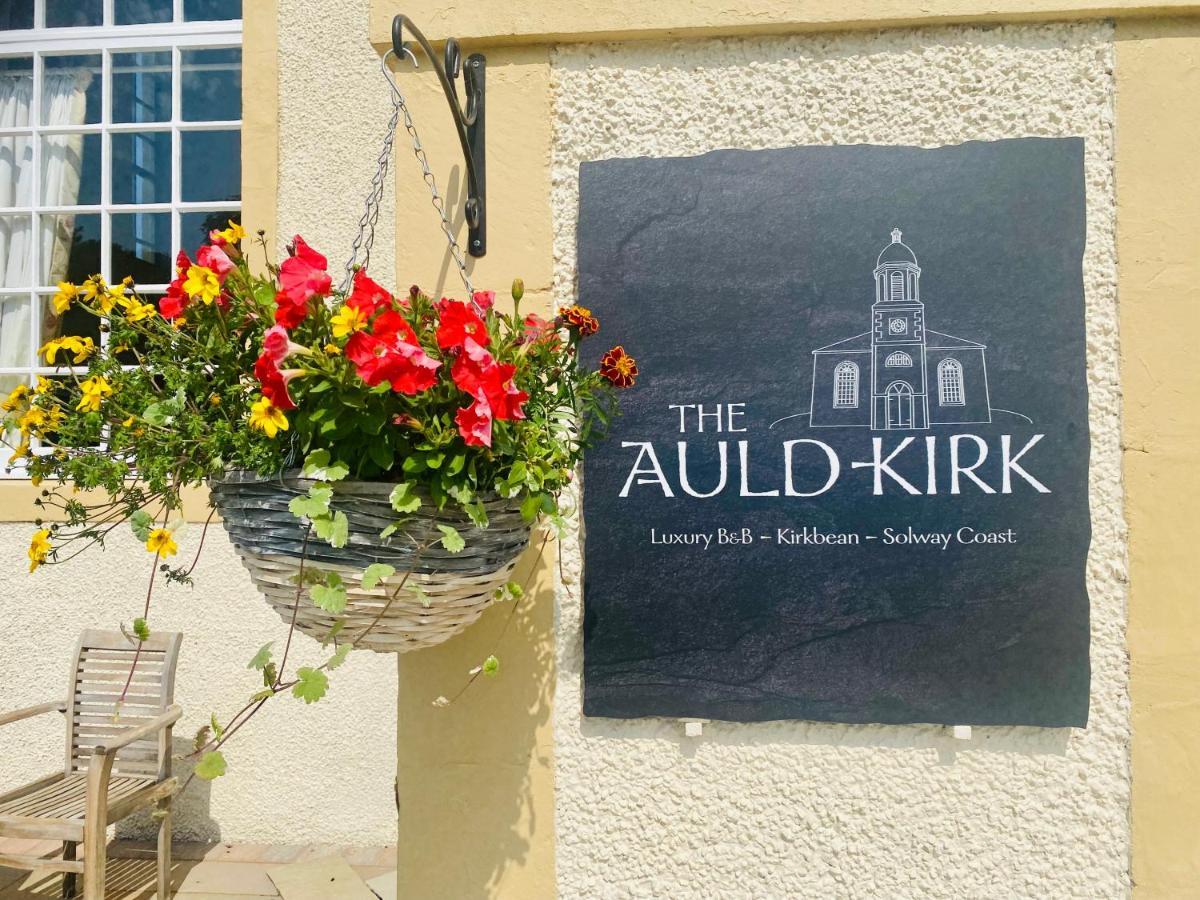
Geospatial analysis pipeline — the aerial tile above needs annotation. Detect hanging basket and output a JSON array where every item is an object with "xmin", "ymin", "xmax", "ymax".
[{"xmin": 209, "ymin": 470, "xmax": 531, "ymax": 653}]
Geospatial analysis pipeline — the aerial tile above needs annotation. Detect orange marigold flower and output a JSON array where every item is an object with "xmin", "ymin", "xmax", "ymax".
[
  {"xmin": 560, "ymin": 305, "xmax": 599, "ymax": 337},
  {"xmin": 599, "ymin": 345, "xmax": 638, "ymax": 388}
]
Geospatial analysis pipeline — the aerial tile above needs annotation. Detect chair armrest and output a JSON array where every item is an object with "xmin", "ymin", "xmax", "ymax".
[
  {"xmin": 92, "ymin": 704, "xmax": 183, "ymax": 757},
  {"xmin": 0, "ymin": 699, "xmax": 66, "ymax": 728}
]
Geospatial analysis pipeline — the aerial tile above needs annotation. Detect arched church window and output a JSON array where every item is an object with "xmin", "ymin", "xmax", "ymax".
[
  {"xmin": 885, "ymin": 351, "xmax": 912, "ymax": 367},
  {"xmin": 889, "ymin": 270, "xmax": 905, "ymax": 301},
  {"xmin": 938, "ymin": 358, "xmax": 965, "ymax": 406},
  {"xmin": 833, "ymin": 361, "xmax": 858, "ymax": 408}
]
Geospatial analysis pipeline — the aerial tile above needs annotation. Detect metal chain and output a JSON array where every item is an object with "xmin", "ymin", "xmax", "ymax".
[{"xmin": 342, "ymin": 51, "xmax": 474, "ymax": 299}]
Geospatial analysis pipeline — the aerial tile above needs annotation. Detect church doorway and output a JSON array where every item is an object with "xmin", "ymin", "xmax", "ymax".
[{"xmin": 885, "ymin": 382, "xmax": 914, "ymax": 429}]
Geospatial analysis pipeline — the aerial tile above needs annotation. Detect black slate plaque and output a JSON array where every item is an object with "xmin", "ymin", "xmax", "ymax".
[{"xmin": 579, "ymin": 138, "xmax": 1091, "ymax": 727}]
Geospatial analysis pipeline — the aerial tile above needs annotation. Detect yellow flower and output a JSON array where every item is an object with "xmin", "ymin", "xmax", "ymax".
[
  {"xmin": 214, "ymin": 220, "xmax": 246, "ymax": 245},
  {"xmin": 330, "ymin": 304, "xmax": 369, "ymax": 338},
  {"xmin": 323, "ymin": 343, "xmax": 341, "ymax": 356},
  {"xmin": 248, "ymin": 396, "xmax": 288, "ymax": 438},
  {"xmin": 28, "ymin": 528, "xmax": 51, "ymax": 572},
  {"xmin": 183, "ymin": 265, "xmax": 221, "ymax": 305},
  {"xmin": 17, "ymin": 406, "xmax": 47, "ymax": 435},
  {"xmin": 8, "ymin": 438, "xmax": 30, "ymax": 465},
  {"xmin": 52, "ymin": 282, "xmax": 78, "ymax": 314},
  {"xmin": 81, "ymin": 277, "xmax": 105, "ymax": 302},
  {"xmin": 34, "ymin": 376, "xmax": 52, "ymax": 395},
  {"xmin": 41, "ymin": 336, "xmax": 95, "ymax": 365},
  {"xmin": 1, "ymin": 383, "xmax": 29, "ymax": 412},
  {"xmin": 124, "ymin": 298, "xmax": 157, "ymax": 322},
  {"xmin": 145, "ymin": 528, "xmax": 178, "ymax": 558},
  {"xmin": 76, "ymin": 376, "xmax": 113, "ymax": 413},
  {"xmin": 122, "ymin": 414, "xmax": 137, "ymax": 427}
]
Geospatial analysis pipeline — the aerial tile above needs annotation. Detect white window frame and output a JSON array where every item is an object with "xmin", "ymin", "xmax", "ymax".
[
  {"xmin": 0, "ymin": 0, "xmax": 242, "ymax": 476},
  {"xmin": 833, "ymin": 360, "xmax": 858, "ymax": 409},
  {"xmin": 938, "ymin": 358, "xmax": 965, "ymax": 406},
  {"xmin": 885, "ymin": 350, "xmax": 912, "ymax": 368}
]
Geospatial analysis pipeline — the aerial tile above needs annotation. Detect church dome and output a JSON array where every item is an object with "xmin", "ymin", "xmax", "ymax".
[{"xmin": 877, "ymin": 228, "xmax": 917, "ymax": 266}]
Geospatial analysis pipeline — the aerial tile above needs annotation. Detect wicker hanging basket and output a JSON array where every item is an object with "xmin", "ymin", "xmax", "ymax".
[{"xmin": 209, "ymin": 470, "xmax": 531, "ymax": 653}]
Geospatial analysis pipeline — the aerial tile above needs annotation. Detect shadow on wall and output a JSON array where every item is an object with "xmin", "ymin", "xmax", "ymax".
[
  {"xmin": 579, "ymin": 714, "xmax": 1072, "ymax": 765},
  {"xmin": 396, "ymin": 539, "xmax": 555, "ymax": 900},
  {"xmin": 116, "ymin": 736, "xmax": 220, "ymax": 842}
]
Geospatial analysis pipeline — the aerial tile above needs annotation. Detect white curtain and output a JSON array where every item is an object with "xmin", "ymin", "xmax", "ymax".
[{"xmin": 0, "ymin": 70, "xmax": 90, "ymax": 375}]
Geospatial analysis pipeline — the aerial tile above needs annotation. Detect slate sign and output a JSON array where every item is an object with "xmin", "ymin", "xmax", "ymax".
[{"xmin": 579, "ymin": 138, "xmax": 1091, "ymax": 727}]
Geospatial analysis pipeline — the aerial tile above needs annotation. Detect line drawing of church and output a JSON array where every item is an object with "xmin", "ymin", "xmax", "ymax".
[{"xmin": 809, "ymin": 228, "xmax": 992, "ymax": 431}]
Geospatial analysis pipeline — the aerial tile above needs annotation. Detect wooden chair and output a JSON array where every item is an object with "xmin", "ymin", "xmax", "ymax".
[{"xmin": 0, "ymin": 629, "xmax": 183, "ymax": 899}]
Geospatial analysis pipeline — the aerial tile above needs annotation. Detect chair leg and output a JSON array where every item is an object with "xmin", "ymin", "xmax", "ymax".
[
  {"xmin": 82, "ymin": 821, "xmax": 106, "ymax": 900},
  {"xmin": 156, "ymin": 796, "xmax": 173, "ymax": 899},
  {"xmin": 62, "ymin": 841, "xmax": 77, "ymax": 899}
]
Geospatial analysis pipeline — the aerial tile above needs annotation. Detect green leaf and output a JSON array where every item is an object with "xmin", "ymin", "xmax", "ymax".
[
  {"xmin": 310, "ymin": 573, "xmax": 347, "ymax": 613},
  {"xmin": 380, "ymin": 522, "xmax": 401, "ymax": 540},
  {"xmin": 132, "ymin": 617, "xmax": 150, "ymax": 642},
  {"xmin": 194, "ymin": 750, "xmax": 226, "ymax": 781},
  {"xmin": 410, "ymin": 584, "xmax": 430, "ymax": 607},
  {"xmin": 292, "ymin": 667, "xmax": 328, "ymax": 704},
  {"xmin": 520, "ymin": 493, "xmax": 542, "ymax": 522},
  {"xmin": 436, "ymin": 524, "xmax": 465, "ymax": 554},
  {"xmin": 464, "ymin": 502, "xmax": 489, "ymax": 529},
  {"xmin": 129, "ymin": 510, "xmax": 154, "ymax": 542},
  {"xmin": 389, "ymin": 482, "xmax": 421, "ymax": 514},
  {"xmin": 445, "ymin": 453, "xmax": 466, "ymax": 476},
  {"xmin": 505, "ymin": 581, "xmax": 524, "ymax": 600},
  {"xmin": 445, "ymin": 483, "xmax": 473, "ymax": 505},
  {"xmin": 262, "ymin": 662, "xmax": 278, "ymax": 687},
  {"xmin": 210, "ymin": 712, "xmax": 225, "ymax": 741},
  {"xmin": 192, "ymin": 724, "xmax": 211, "ymax": 752},
  {"xmin": 401, "ymin": 455, "xmax": 427, "ymax": 475},
  {"xmin": 288, "ymin": 484, "xmax": 333, "ymax": 519},
  {"xmin": 326, "ymin": 644, "xmax": 352, "ymax": 671},
  {"xmin": 250, "ymin": 688, "xmax": 274, "ymax": 702},
  {"xmin": 361, "ymin": 563, "xmax": 395, "ymax": 590},
  {"xmin": 321, "ymin": 619, "xmax": 346, "ymax": 646},
  {"xmin": 509, "ymin": 461, "xmax": 528, "ymax": 484},
  {"xmin": 368, "ymin": 440, "xmax": 394, "ymax": 472},
  {"xmin": 313, "ymin": 510, "xmax": 349, "ymax": 548},
  {"xmin": 247, "ymin": 641, "xmax": 273, "ymax": 671},
  {"xmin": 302, "ymin": 449, "xmax": 350, "ymax": 482},
  {"xmin": 482, "ymin": 655, "xmax": 500, "ymax": 677},
  {"xmin": 425, "ymin": 451, "xmax": 446, "ymax": 470}
]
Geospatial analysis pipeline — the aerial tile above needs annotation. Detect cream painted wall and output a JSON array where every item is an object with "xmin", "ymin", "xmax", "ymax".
[
  {"xmin": 551, "ymin": 23, "xmax": 1129, "ymax": 898},
  {"xmin": 0, "ymin": 0, "xmax": 403, "ymax": 848}
]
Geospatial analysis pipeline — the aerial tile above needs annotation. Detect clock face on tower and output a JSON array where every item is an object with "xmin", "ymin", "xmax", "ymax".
[{"xmin": 888, "ymin": 317, "xmax": 908, "ymax": 335}]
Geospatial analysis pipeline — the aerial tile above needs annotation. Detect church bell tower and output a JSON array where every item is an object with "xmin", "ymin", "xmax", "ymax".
[{"xmin": 870, "ymin": 228, "xmax": 929, "ymax": 430}]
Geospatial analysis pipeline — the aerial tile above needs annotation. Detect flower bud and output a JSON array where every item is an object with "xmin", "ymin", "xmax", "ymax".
[{"xmin": 511, "ymin": 278, "xmax": 524, "ymax": 302}]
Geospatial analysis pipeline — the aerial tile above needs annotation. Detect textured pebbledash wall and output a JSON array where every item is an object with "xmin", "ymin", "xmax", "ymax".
[
  {"xmin": 0, "ymin": 0, "xmax": 401, "ymax": 848},
  {"xmin": 551, "ymin": 23, "xmax": 1128, "ymax": 898}
]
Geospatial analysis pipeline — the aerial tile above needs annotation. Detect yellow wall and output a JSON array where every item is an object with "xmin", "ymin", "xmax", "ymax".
[{"xmin": 1115, "ymin": 18, "xmax": 1200, "ymax": 897}]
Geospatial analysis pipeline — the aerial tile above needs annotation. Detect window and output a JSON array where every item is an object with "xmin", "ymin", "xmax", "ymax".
[
  {"xmin": 833, "ymin": 360, "xmax": 858, "ymax": 409},
  {"xmin": 885, "ymin": 351, "xmax": 912, "ymax": 367},
  {"xmin": 0, "ymin": 0, "xmax": 242, "ymax": 472},
  {"xmin": 938, "ymin": 358, "xmax": 964, "ymax": 406},
  {"xmin": 889, "ymin": 269, "xmax": 905, "ymax": 301}
]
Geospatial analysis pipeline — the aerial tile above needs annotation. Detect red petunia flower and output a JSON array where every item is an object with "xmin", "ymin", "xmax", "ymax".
[
  {"xmin": 471, "ymin": 290, "xmax": 495, "ymax": 312},
  {"xmin": 435, "ymin": 299, "xmax": 490, "ymax": 351},
  {"xmin": 345, "ymin": 310, "xmax": 438, "ymax": 395},
  {"xmin": 522, "ymin": 313, "xmax": 559, "ymax": 348},
  {"xmin": 455, "ymin": 398, "xmax": 494, "ymax": 448},
  {"xmin": 560, "ymin": 305, "xmax": 599, "ymax": 337},
  {"xmin": 451, "ymin": 338, "xmax": 528, "ymax": 422},
  {"xmin": 599, "ymin": 345, "xmax": 638, "ymax": 388},
  {"xmin": 274, "ymin": 289, "xmax": 309, "ymax": 328},
  {"xmin": 254, "ymin": 351, "xmax": 297, "ymax": 410},
  {"xmin": 197, "ymin": 243, "xmax": 235, "ymax": 280},
  {"xmin": 347, "ymin": 269, "xmax": 393, "ymax": 317},
  {"xmin": 279, "ymin": 235, "xmax": 331, "ymax": 306},
  {"xmin": 262, "ymin": 324, "xmax": 308, "ymax": 363},
  {"xmin": 158, "ymin": 251, "xmax": 192, "ymax": 319}
]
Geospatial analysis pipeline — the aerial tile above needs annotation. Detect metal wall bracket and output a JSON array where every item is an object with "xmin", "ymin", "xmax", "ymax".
[{"xmin": 392, "ymin": 14, "xmax": 486, "ymax": 257}]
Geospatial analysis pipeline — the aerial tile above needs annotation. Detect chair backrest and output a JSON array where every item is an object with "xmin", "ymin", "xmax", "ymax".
[{"xmin": 64, "ymin": 629, "xmax": 183, "ymax": 780}]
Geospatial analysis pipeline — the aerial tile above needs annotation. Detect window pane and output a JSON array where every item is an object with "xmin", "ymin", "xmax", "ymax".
[
  {"xmin": 112, "ymin": 131, "xmax": 172, "ymax": 205},
  {"xmin": 115, "ymin": 0, "xmax": 173, "ymax": 25},
  {"xmin": 0, "ymin": 214, "xmax": 31, "ymax": 287},
  {"xmin": 113, "ymin": 52, "xmax": 172, "ymax": 124},
  {"xmin": 0, "ymin": 296, "xmax": 31, "ymax": 366},
  {"xmin": 184, "ymin": 0, "xmax": 241, "ymax": 21},
  {"xmin": 40, "ymin": 212, "xmax": 100, "ymax": 285},
  {"xmin": 42, "ymin": 55, "xmax": 102, "ymax": 126},
  {"xmin": 181, "ymin": 210, "xmax": 240, "ymax": 252},
  {"xmin": 41, "ymin": 132, "xmax": 100, "ymax": 206},
  {"xmin": 46, "ymin": 0, "xmax": 102, "ymax": 27},
  {"xmin": 112, "ymin": 212, "xmax": 171, "ymax": 284},
  {"xmin": 0, "ymin": 2, "xmax": 33, "ymax": 30},
  {"xmin": 181, "ymin": 130, "xmax": 239, "ymax": 202},
  {"xmin": 0, "ymin": 134, "xmax": 33, "ymax": 208},
  {"xmin": 182, "ymin": 49, "xmax": 241, "ymax": 122}
]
